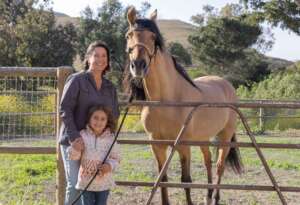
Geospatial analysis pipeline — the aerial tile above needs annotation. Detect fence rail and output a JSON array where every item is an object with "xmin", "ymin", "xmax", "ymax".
[{"xmin": 1, "ymin": 67, "xmax": 300, "ymax": 205}]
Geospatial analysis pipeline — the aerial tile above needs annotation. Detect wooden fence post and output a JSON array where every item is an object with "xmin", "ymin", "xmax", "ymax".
[{"xmin": 56, "ymin": 66, "xmax": 74, "ymax": 205}]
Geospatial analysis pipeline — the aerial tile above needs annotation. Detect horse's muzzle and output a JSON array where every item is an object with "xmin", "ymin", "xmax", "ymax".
[{"xmin": 130, "ymin": 59, "xmax": 148, "ymax": 78}]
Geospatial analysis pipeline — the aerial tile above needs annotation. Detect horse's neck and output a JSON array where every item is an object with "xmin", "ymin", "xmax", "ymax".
[{"xmin": 143, "ymin": 50, "xmax": 189, "ymax": 101}]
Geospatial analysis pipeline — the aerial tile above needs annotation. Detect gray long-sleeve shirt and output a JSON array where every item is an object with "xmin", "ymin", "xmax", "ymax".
[{"xmin": 58, "ymin": 71, "xmax": 120, "ymax": 145}]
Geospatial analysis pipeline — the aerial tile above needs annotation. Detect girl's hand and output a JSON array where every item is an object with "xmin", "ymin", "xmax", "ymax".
[
  {"xmin": 71, "ymin": 137, "xmax": 84, "ymax": 152},
  {"xmin": 98, "ymin": 163, "xmax": 112, "ymax": 176}
]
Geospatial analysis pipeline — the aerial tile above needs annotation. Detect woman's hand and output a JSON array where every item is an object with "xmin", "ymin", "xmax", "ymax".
[{"xmin": 71, "ymin": 137, "xmax": 84, "ymax": 152}]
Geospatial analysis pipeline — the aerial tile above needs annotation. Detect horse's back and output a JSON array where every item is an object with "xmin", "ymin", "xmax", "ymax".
[{"xmin": 193, "ymin": 75, "xmax": 237, "ymax": 102}]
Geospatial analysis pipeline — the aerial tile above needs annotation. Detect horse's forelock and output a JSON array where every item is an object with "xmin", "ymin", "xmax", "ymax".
[{"xmin": 132, "ymin": 19, "xmax": 164, "ymax": 50}]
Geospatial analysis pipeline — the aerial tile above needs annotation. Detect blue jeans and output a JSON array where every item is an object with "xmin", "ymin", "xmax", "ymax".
[
  {"xmin": 60, "ymin": 145, "xmax": 82, "ymax": 205},
  {"xmin": 82, "ymin": 190, "xmax": 110, "ymax": 205}
]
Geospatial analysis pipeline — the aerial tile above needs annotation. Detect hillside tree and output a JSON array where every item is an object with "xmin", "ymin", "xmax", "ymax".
[
  {"xmin": 77, "ymin": 0, "xmax": 152, "ymax": 87},
  {"xmin": 188, "ymin": 4, "xmax": 271, "ymax": 87},
  {"xmin": 240, "ymin": 0, "xmax": 300, "ymax": 35},
  {"xmin": 167, "ymin": 42, "xmax": 192, "ymax": 65},
  {"xmin": 0, "ymin": 0, "xmax": 77, "ymax": 67}
]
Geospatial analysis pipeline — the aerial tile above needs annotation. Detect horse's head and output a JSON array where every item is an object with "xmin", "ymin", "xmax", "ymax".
[{"xmin": 126, "ymin": 7, "xmax": 164, "ymax": 78}]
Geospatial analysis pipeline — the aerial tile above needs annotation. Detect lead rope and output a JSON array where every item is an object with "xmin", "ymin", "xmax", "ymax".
[{"xmin": 70, "ymin": 93, "xmax": 134, "ymax": 205}]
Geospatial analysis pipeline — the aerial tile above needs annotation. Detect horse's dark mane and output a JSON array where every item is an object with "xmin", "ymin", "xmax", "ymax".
[
  {"xmin": 133, "ymin": 19, "xmax": 164, "ymax": 50},
  {"xmin": 171, "ymin": 56, "xmax": 199, "ymax": 89},
  {"xmin": 123, "ymin": 18, "xmax": 198, "ymax": 100}
]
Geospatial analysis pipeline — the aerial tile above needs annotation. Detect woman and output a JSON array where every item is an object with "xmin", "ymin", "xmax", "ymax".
[{"xmin": 59, "ymin": 41, "xmax": 120, "ymax": 205}]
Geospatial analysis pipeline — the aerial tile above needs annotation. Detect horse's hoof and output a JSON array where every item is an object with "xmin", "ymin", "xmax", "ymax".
[{"xmin": 204, "ymin": 196, "xmax": 212, "ymax": 205}]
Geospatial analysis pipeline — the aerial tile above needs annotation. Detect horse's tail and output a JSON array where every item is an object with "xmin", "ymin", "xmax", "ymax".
[{"xmin": 226, "ymin": 133, "xmax": 244, "ymax": 174}]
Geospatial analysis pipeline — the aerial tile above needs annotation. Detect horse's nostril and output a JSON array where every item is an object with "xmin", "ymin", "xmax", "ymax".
[
  {"xmin": 140, "ymin": 59, "xmax": 146, "ymax": 68},
  {"xmin": 132, "ymin": 59, "xmax": 146, "ymax": 69},
  {"xmin": 130, "ymin": 61, "xmax": 135, "ymax": 68}
]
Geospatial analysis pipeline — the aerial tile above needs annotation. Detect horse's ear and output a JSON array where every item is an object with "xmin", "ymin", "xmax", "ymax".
[
  {"xmin": 127, "ymin": 6, "xmax": 137, "ymax": 26},
  {"xmin": 150, "ymin": 9, "xmax": 157, "ymax": 21}
]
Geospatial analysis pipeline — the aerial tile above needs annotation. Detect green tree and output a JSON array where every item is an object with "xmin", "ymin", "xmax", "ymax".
[
  {"xmin": 0, "ymin": 0, "xmax": 77, "ymax": 67},
  {"xmin": 77, "ymin": 0, "xmax": 151, "ymax": 87},
  {"xmin": 77, "ymin": 0, "xmax": 127, "ymax": 86},
  {"xmin": 188, "ymin": 4, "xmax": 270, "ymax": 87},
  {"xmin": 139, "ymin": 1, "xmax": 151, "ymax": 17},
  {"xmin": 241, "ymin": 0, "xmax": 300, "ymax": 35},
  {"xmin": 167, "ymin": 42, "xmax": 192, "ymax": 65}
]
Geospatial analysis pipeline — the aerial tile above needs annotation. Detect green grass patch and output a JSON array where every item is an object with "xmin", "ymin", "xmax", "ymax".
[
  {"xmin": 0, "ymin": 154, "xmax": 56, "ymax": 204},
  {"xmin": 1, "ymin": 135, "xmax": 299, "ymax": 203}
]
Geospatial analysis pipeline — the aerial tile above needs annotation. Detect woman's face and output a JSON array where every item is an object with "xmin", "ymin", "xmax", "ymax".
[{"xmin": 88, "ymin": 47, "xmax": 108, "ymax": 73}]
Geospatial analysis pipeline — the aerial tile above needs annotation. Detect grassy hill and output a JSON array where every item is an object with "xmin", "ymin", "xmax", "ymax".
[
  {"xmin": 156, "ymin": 19, "xmax": 195, "ymax": 47},
  {"xmin": 55, "ymin": 15, "xmax": 195, "ymax": 48},
  {"xmin": 55, "ymin": 13, "xmax": 294, "ymax": 71}
]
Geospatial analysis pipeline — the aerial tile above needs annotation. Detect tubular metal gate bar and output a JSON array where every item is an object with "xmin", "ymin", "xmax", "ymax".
[
  {"xmin": 1, "ymin": 66, "xmax": 300, "ymax": 205},
  {"xmin": 117, "ymin": 101, "xmax": 300, "ymax": 205},
  {"xmin": 0, "ymin": 101, "xmax": 300, "ymax": 204}
]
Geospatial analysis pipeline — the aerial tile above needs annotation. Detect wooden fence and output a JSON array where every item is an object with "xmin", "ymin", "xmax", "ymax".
[{"xmin": 0, "ymin": 67, "xmax": 300, "ymax": 205}]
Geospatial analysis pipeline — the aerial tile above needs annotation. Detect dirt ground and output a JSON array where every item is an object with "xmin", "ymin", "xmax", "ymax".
[{"xmin": 107, "ymin": 168, "xmax": 300, "ymax": 205}]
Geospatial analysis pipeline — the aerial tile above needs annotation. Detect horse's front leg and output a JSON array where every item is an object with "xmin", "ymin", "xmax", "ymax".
[
  {"xmin": 178, "ymin": 146, "xmax": 193, "ymax": 205},
  {"xmin": 200, "ymin": 146, "xmax": 213, "ymax": 205},
  {"xmin": 151, "ymin": 144, "xmax": 170, "ymax": 205}
]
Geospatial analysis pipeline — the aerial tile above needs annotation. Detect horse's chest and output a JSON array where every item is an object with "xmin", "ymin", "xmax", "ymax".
[{"xmin": 141, "ymin": 107, "xmax": 183, "ymax": 138}]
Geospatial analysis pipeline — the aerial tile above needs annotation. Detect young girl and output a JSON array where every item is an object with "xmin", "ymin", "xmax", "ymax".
[{"xmin": 68, "ymin": 105, "xmax": 120, "ymax": 205}]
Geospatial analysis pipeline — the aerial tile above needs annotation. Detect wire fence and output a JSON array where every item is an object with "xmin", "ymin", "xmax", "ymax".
[
  {"xmin": 1, "ymin": 67, "xmax": 300, "ymax": 205},
  {"xmin": 0, "ymin": 68, "xmax": 300, "ymax": 146},
  {"xmin": 0, "ymin": 76, "xmax": 57, "ymax": 142}
]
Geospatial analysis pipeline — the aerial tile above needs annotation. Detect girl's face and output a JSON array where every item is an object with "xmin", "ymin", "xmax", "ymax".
[
  {"xmin": 89, "ymin": 110, "xmax": 108, "ymax": 135},
  {"xmin": 88, "ymin": 47, "xmax": 108, "ymax": 73}
]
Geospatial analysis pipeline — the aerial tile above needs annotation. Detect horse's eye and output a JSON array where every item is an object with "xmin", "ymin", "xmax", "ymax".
[
  {"xmin": 127, "ymin": 47, "xmax": 133, "ymax": 54},
  {"xmin": 126, "ymin": 32, "xmax": 133, "ymax": 39}
]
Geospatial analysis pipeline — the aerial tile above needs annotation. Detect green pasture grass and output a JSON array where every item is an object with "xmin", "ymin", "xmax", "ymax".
[
  {"xmin": 0, "ymin": 154, "xmax": 56, "ymax": 204},
  {"xmin": 0, "ymin": 135, "xmax": 299, "ymax": 204}
]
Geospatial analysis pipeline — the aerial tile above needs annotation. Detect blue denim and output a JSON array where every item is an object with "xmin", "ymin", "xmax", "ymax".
[
  {"xmin": 81, "ymin": 190, "xmax": 110, "ymax": 205},
  {"xmin": 60, "ymin": 145, "xmax": 82, "ymax": 205}
]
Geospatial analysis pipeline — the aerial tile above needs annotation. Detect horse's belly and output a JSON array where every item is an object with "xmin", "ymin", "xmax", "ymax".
[
  {"xmin": 190, "ymin": 107, "xmax": 230, "ymax": 138},
  {"xmin": 141, "ymin": 106, "xmax": 231, "ymax": 141}
]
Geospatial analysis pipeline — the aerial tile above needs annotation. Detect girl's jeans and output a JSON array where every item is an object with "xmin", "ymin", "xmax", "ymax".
[
  {"xmin": 60, "ymin": 145, "xmax": 82, "ymax": 205},
  {"xmin": 82, "ymin": 190, "xmax": 110, "ymax": 205}
]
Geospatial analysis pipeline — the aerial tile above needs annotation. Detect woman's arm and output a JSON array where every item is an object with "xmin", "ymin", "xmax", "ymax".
[
  {"xmin": 67, "ymin": 140, "xmax": 82, "ymax": 160},
  {"xmin": 59, "ymin": 74, "xmax": 81, "ymax": 142}
]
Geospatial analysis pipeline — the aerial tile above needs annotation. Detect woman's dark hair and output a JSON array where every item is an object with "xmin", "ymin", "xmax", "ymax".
[
  {"xmin": 86, "ymin": 105, "xmax": 116, "ymax": 132},
  {"xmin": 83, "ymin": 41, "xmax": 111, "ymax": 75}
]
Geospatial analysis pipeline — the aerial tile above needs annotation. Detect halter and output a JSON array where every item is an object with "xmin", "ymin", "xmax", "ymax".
[{"xmin": 126, "ymin": 28, "xmax": 157, "ymax": 76}]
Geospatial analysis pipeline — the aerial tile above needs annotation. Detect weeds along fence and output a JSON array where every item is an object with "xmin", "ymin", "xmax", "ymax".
[
  {"xmin": 0, "ymin": 66, "xmax": 73, "ymax": 205},
  {"xmin": 237, "ymin": 99, "xmax": 300, "ymax": 137},
  {"xmin": 0, "ymin": 67, "xmax": 300, "ymax": 204}
]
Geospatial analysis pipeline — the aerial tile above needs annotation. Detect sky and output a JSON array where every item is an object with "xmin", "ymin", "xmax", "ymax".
[{"xmin": 51, "ymin": 0, "xmax": 300, "ymax": 62}]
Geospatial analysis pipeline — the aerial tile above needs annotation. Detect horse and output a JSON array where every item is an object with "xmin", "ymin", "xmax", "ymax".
[{"xmin": 123, "ymin": 7, "xmax": 243, "ymax": 205}]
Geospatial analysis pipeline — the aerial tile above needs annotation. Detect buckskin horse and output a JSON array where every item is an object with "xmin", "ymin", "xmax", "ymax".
[{"xmin": 123, "ymin": 7, "xmax": 243, "ymax": 205}]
